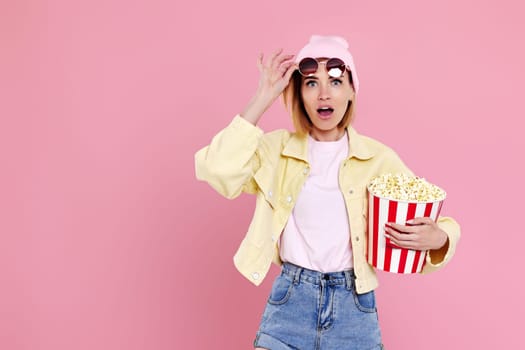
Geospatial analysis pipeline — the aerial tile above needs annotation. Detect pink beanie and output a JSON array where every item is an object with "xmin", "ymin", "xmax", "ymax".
[{"xmin": 295, "ymin": 35, "xmax": 360, "ymax": 94}]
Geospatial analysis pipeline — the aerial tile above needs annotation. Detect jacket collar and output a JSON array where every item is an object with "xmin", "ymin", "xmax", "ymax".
[{"xmin": 281, "ymin": 126, "xmax": 375, "ymax": 162}]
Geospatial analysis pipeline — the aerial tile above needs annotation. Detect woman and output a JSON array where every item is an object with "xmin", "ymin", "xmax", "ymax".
[{"xmin": 195, "ymin": 35, "xmax": 460, "ymax": 349}]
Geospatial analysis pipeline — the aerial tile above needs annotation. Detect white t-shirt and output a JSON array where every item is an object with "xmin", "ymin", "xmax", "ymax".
[{"xmin": 279, "ymin": 131, "xmax": 353, "ymax": 272}]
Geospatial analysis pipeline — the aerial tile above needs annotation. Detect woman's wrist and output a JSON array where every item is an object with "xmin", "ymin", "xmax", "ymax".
[
  {"xmin": 433, "ymin": 229, "xmax": 449, "ymax": 250},
  {"xmin": 241, "ymin": 93, "xmax": 274, "ymax": 125}
]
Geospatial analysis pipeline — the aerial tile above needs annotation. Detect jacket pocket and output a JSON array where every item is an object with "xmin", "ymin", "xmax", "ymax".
[{"xmin": 253, "ymin": 165, "xmax": 277, "ymax": 209}]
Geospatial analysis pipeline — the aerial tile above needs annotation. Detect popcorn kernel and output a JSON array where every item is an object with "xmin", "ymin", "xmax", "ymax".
[{"xmin": 368, "ymin": 173, "xmax": 446, "ymax": 202}]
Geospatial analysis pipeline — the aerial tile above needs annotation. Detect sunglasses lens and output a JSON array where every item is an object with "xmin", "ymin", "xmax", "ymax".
[
  {"xmin": 326, "ymin": 58, "xmax": 346, "ymax": 78},
  {"xmin": 299, "ymin": 58, "xmax": 318, "ymax": 76}
]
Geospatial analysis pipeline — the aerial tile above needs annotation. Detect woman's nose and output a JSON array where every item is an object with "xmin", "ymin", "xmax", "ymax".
[{"xmin": 318, "ymin": 85, "xmax": 330, "ymax": 100}]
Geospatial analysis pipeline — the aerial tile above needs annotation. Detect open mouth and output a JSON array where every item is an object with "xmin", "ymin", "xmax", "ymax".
[{"xmin": 317, "ymin": 107, "xmax": 334, "ymax": 119}]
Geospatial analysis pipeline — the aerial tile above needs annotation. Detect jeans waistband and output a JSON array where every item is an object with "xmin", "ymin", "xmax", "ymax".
[{"xmin": 281, "ymin": 262, "xmax": 355, "ymax": 290}]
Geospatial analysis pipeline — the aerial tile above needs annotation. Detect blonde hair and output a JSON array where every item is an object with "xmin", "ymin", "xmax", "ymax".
[{"xmin": 282, "ymin": 71, "xmax": 357, "ymax": 136}]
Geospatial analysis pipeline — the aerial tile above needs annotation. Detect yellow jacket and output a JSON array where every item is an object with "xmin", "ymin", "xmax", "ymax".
[{"xmin": 195, "ymin": 115, "xmax": 460, "ymax": 293}]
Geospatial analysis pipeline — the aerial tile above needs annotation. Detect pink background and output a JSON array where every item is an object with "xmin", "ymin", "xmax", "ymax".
[{"xmin": 2, "ymin": 0, "xmax": 524, "ymax": 349}]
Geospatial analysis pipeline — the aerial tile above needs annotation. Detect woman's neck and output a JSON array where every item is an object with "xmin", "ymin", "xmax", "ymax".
[{"xmin": 309, "ymin": 127, "xmax": 346, "ymax": 142}]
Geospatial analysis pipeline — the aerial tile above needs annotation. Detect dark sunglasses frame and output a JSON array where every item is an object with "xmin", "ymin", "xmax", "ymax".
[{"xmin": 298, "ymin": 57, "xmax": 347, "ymax": 78}]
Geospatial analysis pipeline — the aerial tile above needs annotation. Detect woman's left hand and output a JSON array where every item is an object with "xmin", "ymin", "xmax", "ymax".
[{"xmin": 384, "ymin": 217, "xmax": 448, "ymax": 251}]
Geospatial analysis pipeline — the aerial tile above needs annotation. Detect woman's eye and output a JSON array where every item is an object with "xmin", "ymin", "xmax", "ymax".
[
  {"xmin": 331, "ymin": 79, "xmax": 342, "ymax": 86},
  {"xmin": 305, "ymin": 80, "xmax": 317, "ymax": 87}
]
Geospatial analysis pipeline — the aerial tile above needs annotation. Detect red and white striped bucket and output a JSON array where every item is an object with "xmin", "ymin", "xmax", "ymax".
[{"xmin": 367, "ymin": 192, "xmax": 444, "ymax": 273}]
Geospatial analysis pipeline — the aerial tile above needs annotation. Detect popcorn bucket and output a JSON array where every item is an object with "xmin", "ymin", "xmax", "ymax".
[{"xmin": 367, "ymin": 192, "xmax": 444, "ymax": 273}]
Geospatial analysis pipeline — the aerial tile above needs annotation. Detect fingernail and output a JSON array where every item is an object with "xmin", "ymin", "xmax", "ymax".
[{"xmin": 406, "ymin": 219, "xmax": 414, "ymax": 224}]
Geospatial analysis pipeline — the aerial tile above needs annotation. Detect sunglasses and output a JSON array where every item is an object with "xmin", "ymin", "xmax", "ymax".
[{"xmin": 298, "ymin": 57, "xmax": 347, "ymax": 78}]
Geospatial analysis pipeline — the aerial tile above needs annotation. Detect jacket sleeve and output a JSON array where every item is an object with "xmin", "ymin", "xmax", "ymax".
[
  {"xmin": 194, "ymin": 115, "xmax": 264, "ymax": 199},
  {"xmin": 381, "ymin": 148, "xmax": 461, "ymax": 273},
  {"xmin": 421, "ymin": 216, "xmax": 460, "ymax": 273}
]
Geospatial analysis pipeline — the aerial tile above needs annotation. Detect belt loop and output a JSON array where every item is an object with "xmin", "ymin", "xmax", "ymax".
[
  {"xmin": 344, "ymin": 270, "xmax": 354, "ymax": 291},
  {"xmin": 293, "ymin": 266, "xmax": 302, "ymax": 285}
]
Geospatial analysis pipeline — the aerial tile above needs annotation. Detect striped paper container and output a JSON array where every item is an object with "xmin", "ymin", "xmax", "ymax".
[{"xmin": 367, "ymin": 191, "xmax": 444, "ymax": 274}]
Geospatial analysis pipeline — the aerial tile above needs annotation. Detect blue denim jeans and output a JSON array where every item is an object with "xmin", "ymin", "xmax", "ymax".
[{"xmin": 254, "ymin": 263, "xmax": 384, "ymax": 350}]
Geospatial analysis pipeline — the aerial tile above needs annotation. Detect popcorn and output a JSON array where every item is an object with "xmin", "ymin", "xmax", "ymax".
[
  {"xmin": 368, "ymin": 173, "xmax": 446, "ymax": 202},
  {"xmin": 366, "ymin": 173, "xmax": 447, "ymax": 273}
]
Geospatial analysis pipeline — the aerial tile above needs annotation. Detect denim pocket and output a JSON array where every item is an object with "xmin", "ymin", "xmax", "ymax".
[
  {"xmin": 267, "ymin": 275, "xmax": 294, "ymax": 305},
  {"xmin": 353, "ymin": 290, "xmax": 377, "ymax": 313}
]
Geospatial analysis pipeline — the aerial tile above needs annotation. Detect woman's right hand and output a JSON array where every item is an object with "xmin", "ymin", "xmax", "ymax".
[{"xmin": 241, "ymin": 49, "xmax": 297, "ymax": 125}]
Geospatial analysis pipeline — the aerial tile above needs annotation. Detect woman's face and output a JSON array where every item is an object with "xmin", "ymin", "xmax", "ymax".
[{"xmin": 301, "ymin": 59, "xmax": 355, "ymax": 141}]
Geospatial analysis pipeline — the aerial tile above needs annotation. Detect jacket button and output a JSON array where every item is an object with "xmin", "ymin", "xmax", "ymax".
[
  {"xmin": 268, "ymin": 191, "xmax": 273, "ymax": 198},
  {"xmin": 355, "ymin": 236, "xmax": 360, "ymax": 242},
  {"xmin": 286, "ymin": 195, "xmax": 292, "ymax": 203},
  {"xmin": 252, "ymin": 272, "xmax": 260, "ymax": 280},
  {"xmin": 349, "ymin": 189, "xmax": 354, "ymax": 195}
]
